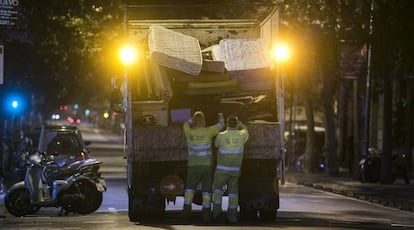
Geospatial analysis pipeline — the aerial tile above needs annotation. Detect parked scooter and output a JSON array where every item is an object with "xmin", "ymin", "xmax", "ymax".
[
  {"xmin": 4, "ymin": 150, "xmax": 106, "ymax": 217},
  {"xmin": 359, "ymin": 148, "xmax": 410, "ymax": 184}
]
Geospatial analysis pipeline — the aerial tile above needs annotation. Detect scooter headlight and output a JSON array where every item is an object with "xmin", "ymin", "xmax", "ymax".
[{"xmin": 28, "ymin": 152, "xmax": 42, "ymax": 165}]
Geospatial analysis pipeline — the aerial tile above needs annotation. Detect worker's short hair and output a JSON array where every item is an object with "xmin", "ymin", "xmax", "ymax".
[
  {"xmin": 227, "ymin": 115, "xmax": 238, "ymax": 128},
  {"xmin": 192, "ymin": 111, "xmax": 206, "ymax": 128}
]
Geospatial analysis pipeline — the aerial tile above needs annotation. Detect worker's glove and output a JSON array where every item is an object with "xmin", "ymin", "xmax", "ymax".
[
  {"xmin": 218, "ymin": 113, "xmax": 224, "ymax": 123},
  {"xmin": 236, "ymin": 121, "xmax": 243, "ymax": 129}
]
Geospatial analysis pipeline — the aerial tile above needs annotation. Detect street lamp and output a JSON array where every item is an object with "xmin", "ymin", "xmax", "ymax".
[
  {"xmin": 119, "ymin": 44, "xmax": 137, "ymax": 186},
  {"xmin": 273, "ymin": 44, "xmax": 290, "ymax": 62},
  {"xmin": 120, "ymin": 45, "xmax": 137, "ymax": 65},
  {"xmin": 272, "ymin": 43, "xmax": 290, "ymax": 185}
]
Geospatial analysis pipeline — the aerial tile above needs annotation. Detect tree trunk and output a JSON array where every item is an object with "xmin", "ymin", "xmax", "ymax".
[
  {"xmin": 352, "ymin": 80, "xmax": 361, "ymax": 180},
  {"xmin": 337, "ymin": 80, "xmax": 346, "ymax": 170},
  {"xmin": 321, "ymin": 69, "xmax": 340, "ymax": 176},
  {"xmin": 381, "ymin": 71, "xmax": 393, "ymax": 184},
  {"xmin": 304, "ymin": 92, "xmax": 316, "ymax": 173},
  {"xmin": 405, "ymin": 80, "xmax": 413, "ymax": 172}
]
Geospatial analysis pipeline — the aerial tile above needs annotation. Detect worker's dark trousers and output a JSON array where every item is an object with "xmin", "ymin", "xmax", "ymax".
[
  {"xmin": 183, "ymin": 165, "xmax": 212, "ymax": 214},
  {"xmin": 212, "ymin": 170, "xmax": 239, "ymax": 222}
]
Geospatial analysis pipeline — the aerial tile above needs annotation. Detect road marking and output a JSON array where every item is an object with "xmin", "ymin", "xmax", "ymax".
[
  {"xmin": 83, "ymin": 220, "xmax": 116, "ymax": 224},
  {"xmin": 392, "ymin": 224, "xmax": 414, "ymax": 228}
]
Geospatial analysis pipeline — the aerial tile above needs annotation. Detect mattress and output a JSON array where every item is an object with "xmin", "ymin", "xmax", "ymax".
[
  {"xmin": 148, "ymin": 25, "xmax": 202, "ymax": 75},
  {"xmin": 214, "ymin": 38, "xmax": 271, "ymax": 71}
]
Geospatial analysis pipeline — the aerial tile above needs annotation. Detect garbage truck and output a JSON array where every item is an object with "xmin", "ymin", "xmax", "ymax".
[{"xmin": 111, "ymin": 5, "xmax": 283, "ymax": 222}]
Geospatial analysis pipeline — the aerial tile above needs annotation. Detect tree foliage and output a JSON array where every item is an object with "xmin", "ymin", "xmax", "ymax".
[
  {"xmin": 21, "ymin": 0, "xmax": 124, "ymax": 111},
  {"xmin": 273, "ymin": 0, "xmax": 372, "ymax": 175},
  {"xmin": 276, "ymin": 0, "xmax": 414, "ymax": 179}
]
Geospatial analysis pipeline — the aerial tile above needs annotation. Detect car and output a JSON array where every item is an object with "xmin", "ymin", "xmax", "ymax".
[
  {"xmin": 5, "ymin": 125, "xmax": 91, "ymax": 187},
  {"xmin": 35, "ymin": 125, "xmax": 91, "ymax": 162}
]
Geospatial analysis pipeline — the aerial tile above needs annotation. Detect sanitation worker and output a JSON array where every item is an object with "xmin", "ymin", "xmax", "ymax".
[
  {"xmin": 183, "ymin": 111, "xmax": 224, "ymax": 222},
  {"xmin": 212, "ymin": 115, "xmax": 249, "ymax": 223}
]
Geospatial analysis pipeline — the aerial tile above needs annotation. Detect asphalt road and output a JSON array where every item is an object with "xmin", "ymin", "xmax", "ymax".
[{"xmin": 1, "ymin": 177, "xmax": 414, "ymax": 229}]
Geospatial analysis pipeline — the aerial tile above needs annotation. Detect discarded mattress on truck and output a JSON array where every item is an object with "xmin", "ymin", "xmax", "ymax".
[
  {"xmin": 209, "ymin": 38, "xmax": 273, "ymax": 91},
  {"xmin": 148, "ymin": 25, "xmax": 203, "ymax": 75},
  {"xmin": 212, "ymin": 38, "xmax": 271, "ymax": 71}
]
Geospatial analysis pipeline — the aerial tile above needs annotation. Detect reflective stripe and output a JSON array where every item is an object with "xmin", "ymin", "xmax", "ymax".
[
  {"xmin": 228, "ymin": 193, "xmax": 238, "ymax": 198},
  {"xmin": 185, "ymin": 188, "xmax": 195, "ymax": 193},
  {"xmin": 213, "ymin": 189, "xmax": 223, "ymax": 194},
  {"xmin": 202, "ymin": 192, "xmax": 210, "ymax": 196},
  {"xmin": 203, "ymin": 204, "xmax": 211, "ymax": 208},
  {"xmin": 216, "ymin": 165, "xmax": 240, "ymax": 172},
  {"xmin": 188, "ymin": 143, "xmax": 211, "ymax": 150},
  {"xmin": 184, "ymin": 200, "xmax": 192, "ymax": 205},
  {"xmin": 214, "ymin": 200, "xmax": 222, "ymax": 204},
  {"xmin": 189, "ymin": 150, "xmax": 211, "ymax": 156},
  {"xmin": 228, "ymin": 205, "xmax": 238, "ymax": 209},
  {"xmin": 219, "ymin": 149, "xmax": 243, "ymax": 155}
]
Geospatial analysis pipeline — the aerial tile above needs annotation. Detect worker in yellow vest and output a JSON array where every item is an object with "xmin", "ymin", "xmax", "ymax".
[
  {"xmin": 183, "ymin": 111, "xmax": 224, "ymax": 222},
  {"xmin": 212, "ymin": 115, "xmax": 249, "ymax": 223}
]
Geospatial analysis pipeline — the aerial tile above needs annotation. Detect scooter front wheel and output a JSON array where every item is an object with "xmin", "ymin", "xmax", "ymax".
[
  {"xmin": 72, "ymin": 180, "xmax": 103, "ymax": 214},
  {"xmin": 4, "ymin": 188, "xmax": 34, "ymax": 217}
]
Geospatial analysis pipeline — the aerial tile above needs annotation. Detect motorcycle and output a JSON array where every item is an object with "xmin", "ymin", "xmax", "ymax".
[
  {"xmin": 3, "ymin": 150, "xmax": 106, "ymax": 217},
  {"xmin": 359, "ymin": 147, "xmax": 410, "ymax": 184}
]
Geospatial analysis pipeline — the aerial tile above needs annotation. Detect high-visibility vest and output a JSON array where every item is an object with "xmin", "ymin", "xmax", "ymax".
[
  {"xmin": 183, "ymin": 122, "xmax": 223, "ymax": 166},
  {"xmin": 214, "ymin": 126, "xmax": 249, "ymax": 175}
]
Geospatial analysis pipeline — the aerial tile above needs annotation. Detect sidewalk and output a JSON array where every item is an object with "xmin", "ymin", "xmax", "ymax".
[{"xmin": 286, "ymin": 171, "xmax": 414, "ymax": 212}]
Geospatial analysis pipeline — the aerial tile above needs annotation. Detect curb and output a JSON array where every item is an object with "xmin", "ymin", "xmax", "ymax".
[{"xmin": 298, "ymin": 181, "xmax": 414, "ymax": 212}]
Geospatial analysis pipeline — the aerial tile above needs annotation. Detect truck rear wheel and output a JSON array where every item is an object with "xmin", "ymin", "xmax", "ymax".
[
  {"xmin": 239, "ymin": 207, "xmax": 257, "ymax": 221},
  {"xmin": 259, "ymin": 209, "xmax": 277, "ymax": 221},
  {"xmin": 128, "ymin": 194, "xmax": 165, "ymax": 222},
  {"xmin": 239, "ymin": 192, "xmax": 279, "ymax": 222}
]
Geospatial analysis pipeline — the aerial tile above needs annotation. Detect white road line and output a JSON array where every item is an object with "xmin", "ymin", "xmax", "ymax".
[{"xmin": 83, "ymin": 220, "xmax": 116, "ymax": 224}]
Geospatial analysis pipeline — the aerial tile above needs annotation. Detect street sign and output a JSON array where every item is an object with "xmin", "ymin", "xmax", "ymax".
[
  {"xmin": 0, "ymin": 0, "xmax": 20, "ymax": 26},
  {"xmin": 0, "ymin": 45, "xmax": 3, "ymax": 85}
]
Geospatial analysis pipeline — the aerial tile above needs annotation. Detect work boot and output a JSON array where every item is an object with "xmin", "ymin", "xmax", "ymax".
[
  {"xmin": 211, "ymin": 206, "xmax": 223, "ymax": 223},
  {"xmin": 182, "ymin": 204, "xmax": 191, "ymax": 221},
  {"xmin": 211, "ymin": 212, "xmax": 225, "ymax": 224},
  {"xmin": 202, "ymin": 208, "xmax": 211, "ymax": 223},
  {"xmin": 227, "ymin": 209, "xmax": 238, "ymax": 224}
]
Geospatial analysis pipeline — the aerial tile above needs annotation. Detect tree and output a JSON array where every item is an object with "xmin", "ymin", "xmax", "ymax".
[
  {"xmin": 370, "ymin": 0, "xmax": 414, "ymax": 184},
  {"xmin": 275, "ymin": 0, "xmax": 372, "ymax": 176},
  {"xmin": 20, "ymin": 0, "xmax": 125, "ymax": 113}
]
